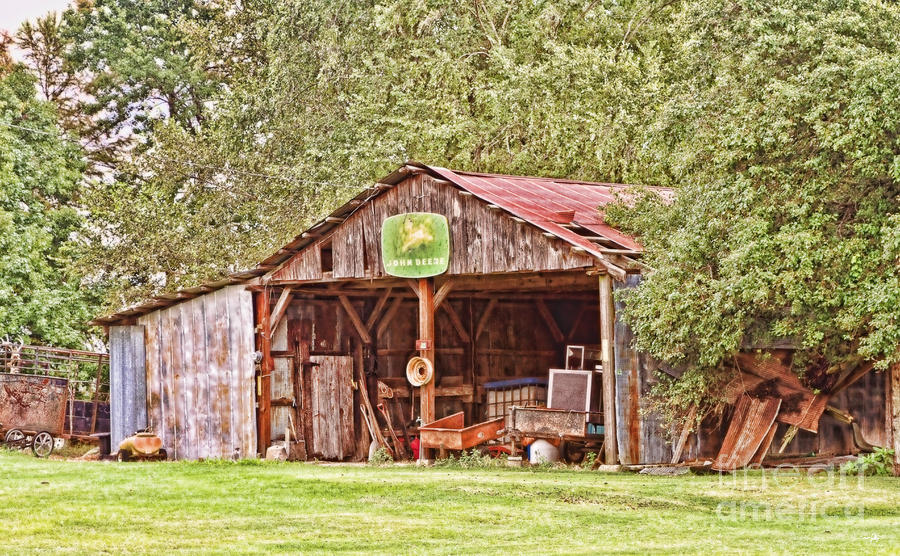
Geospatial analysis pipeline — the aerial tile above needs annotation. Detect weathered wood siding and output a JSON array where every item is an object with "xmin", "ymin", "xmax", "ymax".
[
  {"xmin": 109, "ymin": 325, "xmax": 147, "ymax": 453},
  {"xmin": 271, "ymin": 317, "xmax": 292, "ymax": 443},
  {"xmin": 613, "ymin": 275, "xmax": 671, "ymax": 464},
  {"xmin": 309, "ymin": 355, "xmax": 355, "ymax": 460},
  {"xmin": 138, "ymin": 285, "xmax": 255, "ymax": 460},
  {"xmin": 271, "ymin": 174, "xmax": 595, "ymax": 282}
]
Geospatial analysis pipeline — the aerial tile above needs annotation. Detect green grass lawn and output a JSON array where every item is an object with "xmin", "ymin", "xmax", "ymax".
[{"xmin": 0, "ymin": 451, "xmax": 897, "ymax": 554}]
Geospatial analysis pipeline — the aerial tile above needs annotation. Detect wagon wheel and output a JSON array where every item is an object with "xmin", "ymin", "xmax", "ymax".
[
  {"xmin": 5, "ymin": 429, "xmax": 28, "ymax": 448},
  {"xmin": 31, "ymin": 432, "xmax": 54, "ymax": 458},
  {"xmin": 5, "ymin": 429, "xmax": 26, "ymax": 447}
]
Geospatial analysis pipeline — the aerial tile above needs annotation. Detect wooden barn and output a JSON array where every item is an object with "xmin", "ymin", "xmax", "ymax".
[{"xmin": 92, "ymin": 162, "xmax": 900, "ymax": 469}]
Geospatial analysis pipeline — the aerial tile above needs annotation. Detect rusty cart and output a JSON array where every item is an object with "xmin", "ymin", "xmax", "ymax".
[
  {"xmin": 419, "ymin": 412, "xmax": 506, "ymax": 457},
  {"xmin": 0, "ymin": 373, "xmax": 69, "ymax": 457},
  {"xmin": 506, "ymin": 406, "xmax": 605, "ymax": 464}
]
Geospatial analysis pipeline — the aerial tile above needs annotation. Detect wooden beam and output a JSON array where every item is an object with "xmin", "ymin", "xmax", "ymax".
[
  {"xmin": 475, "ymin": 299, "xmax": 498, "ymax": 341},
  {"xmin": 338, "ymin": 295, "xmax": 372, "ymax": 345},
  {"xmin": 269, "ymin": 287, "xmax": 294, "ymax": 334},
  {"xmin": 433, "ymin": 280, "xmax": 454, "ymax": 310},
  {"xmin": 261, "ymin": 269, "xmax": 597, "ymax": 292},
  {"xmin": 536, "ymin": 299, "xmax": 565, "ymax": 344},
  {"xmin": 364, "ymin": 287, "xmax": 393, "ymax": 331},
  {"xmin": 254, "ymin": 289, "xmax": 273, "ymax": 455},
  {"xmin": 830, "ymin": 361, "xmax": 875, "ymax": 395},
  {"xmin": 418, "ymin": 277, "xmax": 436, "ymax": 460},
  {"xmin": 598, "ymin": 274, "xmax": 618, "ymax": 465},
  {"xmin": 441, "ymin": 302, "xmax": 471, "ymax": 344},
  {"xmin": 406, "ymin": 279, "xmax": 420, "ymax": 299},
  {"xmin": 375, "ymin": 297, "xmax": 405, "ymax": 339},
  {"xmin": 566, "ymin": 305, "xmax": 589, "ymax": 342}
]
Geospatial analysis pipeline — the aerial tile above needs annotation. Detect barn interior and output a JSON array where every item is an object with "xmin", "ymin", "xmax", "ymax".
[{"xmin": 255, "ymin": 270, "xmax": 604, "ymax": 462}]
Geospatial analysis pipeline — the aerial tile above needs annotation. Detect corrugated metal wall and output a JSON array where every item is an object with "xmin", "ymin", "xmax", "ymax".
[
  {"xmin": 109, "ymin": 325, "xmax": 147, "ymax": 453},
  {"xmin": 138, "ymin": 285, "xmax": 256, "ymax": 460},
  {"xmin": 613, "ymin": 274, "xmax": 672, "ymax": 464}
]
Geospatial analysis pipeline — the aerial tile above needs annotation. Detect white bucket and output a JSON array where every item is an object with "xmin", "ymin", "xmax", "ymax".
[{"xmin": 529, "ymin": 439, "xmax": 560, "ymax": 464}]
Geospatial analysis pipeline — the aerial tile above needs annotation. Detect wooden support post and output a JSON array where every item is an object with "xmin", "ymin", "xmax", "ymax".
[
  {"xmin": 298, "ymin": 319, "xmax": 314, "ymax": 457},
  {"xmin": 418, "ymin": 277, "xmax": 435, "ymax": 461},
  {"xmin": 255, "ymin": 289, "xmax": 274, "ymax": 455},
  {"xmin": 598, "ymin": 273, "xmax": 618, "ymax": 465}
]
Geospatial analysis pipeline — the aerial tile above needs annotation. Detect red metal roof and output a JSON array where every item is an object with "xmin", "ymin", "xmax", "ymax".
[{"xmin": 428, "ymin": 166, "xmax": 671, "ymax": 254}]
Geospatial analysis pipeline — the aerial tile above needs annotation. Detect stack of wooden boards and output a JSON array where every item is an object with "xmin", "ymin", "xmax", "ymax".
[{"xmin": 713, "ymin": 352, "xmax": 875, "ymax": 471}]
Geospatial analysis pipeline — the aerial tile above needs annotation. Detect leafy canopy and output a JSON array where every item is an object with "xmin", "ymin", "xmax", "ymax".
[
  {"xmin": 0, "ymin": 67, "xmax": 95, "ymax": 347},
  {"xmin": 606, "ymin": 0, "xmax": 900, "ymax": 411}
]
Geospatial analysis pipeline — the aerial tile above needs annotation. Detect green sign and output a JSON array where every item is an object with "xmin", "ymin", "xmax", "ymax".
[{"xmin": 381, "ymin": 213, "xmax": 450, "ymax": 278}]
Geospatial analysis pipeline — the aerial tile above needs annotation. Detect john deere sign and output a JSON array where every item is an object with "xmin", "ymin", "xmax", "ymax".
[{"xmin": 381, "ymin": 213, "xmax": 450, "ymax": 278}]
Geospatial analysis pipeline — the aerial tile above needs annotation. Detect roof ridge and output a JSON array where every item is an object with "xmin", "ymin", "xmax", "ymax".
[{"xmin": 445, "ymin": 168, "xmax": 673, "ymax": 191}]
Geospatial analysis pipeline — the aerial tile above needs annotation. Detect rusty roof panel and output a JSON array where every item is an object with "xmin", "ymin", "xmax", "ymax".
[{"xmin": 713, "ymin": 394, "xmax": 782, "ymax": 471}]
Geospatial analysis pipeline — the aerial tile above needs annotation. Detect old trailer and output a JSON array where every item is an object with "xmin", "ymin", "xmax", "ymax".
[
  {"xmin": 0, "ymin": 373, "xmax": 69, "ymax": 457},
  {"xmin": 506, "ymin": 406, "xmax": 605, "ymax": 464}
]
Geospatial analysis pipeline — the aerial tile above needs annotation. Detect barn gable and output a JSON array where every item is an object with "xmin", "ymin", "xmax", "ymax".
[{"xmin": 269, "ymin": 172, "xmax": 598, "ymax": 283}]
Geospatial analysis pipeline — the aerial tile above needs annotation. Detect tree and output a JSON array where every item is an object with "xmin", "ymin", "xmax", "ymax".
[
  {"xmin": 0, "ymin": 67, "xmax": 96, "ymax": 347},
  {"xmin": 606, "ymin": 0, "xmax": 900, "ymax": 422},
  {"xmin": 58, "ymin": 0, "xmax": 220, "ymax": 166}
]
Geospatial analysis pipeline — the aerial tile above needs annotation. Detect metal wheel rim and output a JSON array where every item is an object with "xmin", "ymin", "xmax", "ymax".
[
  {"xmin": 5, "ymin": 429, "xmax": 24, "ymax": 444},
  {"xmin": 32, "ymin": 432, "xmax": 53, "ymax": 458}
]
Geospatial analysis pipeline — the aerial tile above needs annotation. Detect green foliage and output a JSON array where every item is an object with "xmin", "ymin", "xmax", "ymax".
[
  {"xmin": 434, "ymin": 448, "xmax": 500, "ymax": 469},
  {"xmin": 606, "ymin": 0, "xmax": 900, "ymax": 408},
  {"xmin": 61, "ymin": 0, "xmax": 219, "ymax": 148},
  {"xmin": 841, "ymin": 448, "xmax": 896, "ymax": 477},
  {"xmin": 368, "ymin": 446, "xmax": 393, "ymax": 466},
  {"xmin": 582, "ymin": 451, "xmax": 598, "ymax": 469},
  {"xmin": 11, "ymin": 0, "xmax": 897, "ymax": 378},
  {"xmin": 0, "ymin": 67, "xmax": 97, "ymax": 347},
  {"xmin": 60, "ymin": 0, "xmax": 681, "ymax": 307}
]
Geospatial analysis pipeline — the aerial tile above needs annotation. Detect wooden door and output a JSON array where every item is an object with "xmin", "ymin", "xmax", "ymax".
[{"xmin": 309, "ymin": 355, "xmax": 354, "ymax": 460}]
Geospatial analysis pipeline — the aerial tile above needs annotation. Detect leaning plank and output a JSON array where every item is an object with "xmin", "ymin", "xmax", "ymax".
[
  {"xmin": 204, "ymin": 292, "xmax": 224, "ymax": 459},
  {"xmin": 713, "ymin": 395, "xmax": 782, "ymax": 471},
  {"xmin": 158, "ymin": 307, "xmax": 176, "ymax": 458},
  {"xmin": 213, "ymin": 288, "xmax": 234, "ymax": 459},
  {"xmin": 237, "ymin": 287, "xmax": 257, "ymax": 460},
  {"xmin": 670, "ymin": 406, "xmax": 697, "ymax": 464}
]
